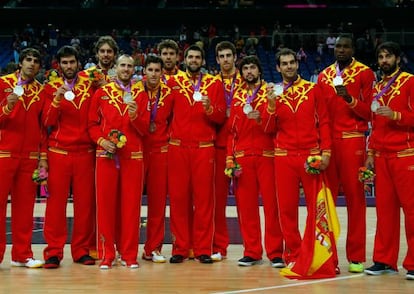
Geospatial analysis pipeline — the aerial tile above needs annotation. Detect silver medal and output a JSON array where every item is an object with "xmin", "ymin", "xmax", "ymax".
[
  {"xmin": 333, "ymin": 76, "xmax": 343, "ymax": 86},
  {"xmin": 123, "ymin": 92, "xmax": 133, "ymax": 103},
  {"xmin": 371, "ymin": 100, "xmax": 380, "ymax": 112},
  {"xmin": 273, "ymin": 84, "xmax": 283, "ymax": 96},
  {"xmin": 243, "ymin": 103, "xmax": 253, "ymax": 114},
  {"xmin": 108, "ymin": 68, "xmax": 116, "ymax": 78},
  {"xmin": 64, "ymin": 91, "xmax": 75, "ymax": 101},
  {"xmin": 13, "ymin": 85, "xmax": 24, "ymax": 96},
  {"xmin": 193, "ymin": 91, "xmax": 202, "ymax": 102}
]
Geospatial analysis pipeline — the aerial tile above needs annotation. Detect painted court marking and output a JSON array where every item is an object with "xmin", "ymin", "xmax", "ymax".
[{"xmin": 212, "ymin": 273, "xmax": 365, "ymax": 293}]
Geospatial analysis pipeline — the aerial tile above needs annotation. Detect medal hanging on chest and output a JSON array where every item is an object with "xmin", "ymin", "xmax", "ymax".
[
  {"xmin": 64, "ymin": 91, "xmax": 75, "ymax": 101},
  {"xmin": 13, "ymin": 85, "xmax": 24, "ymax": 96},
  {"xmin": 193, "ymin": 91, "xmax": 202, "ymax": 102},
  {"xmin": 370, "ymin": 100, "xmax": 380, "ymax": 112},
  {"xmin": 244, "ymin": 82, "xmax": 262, "ymax": 116},
  {"xmin": 191, "ymin": 73, "xmax": 203, "ymax": 102},
  {"xmin": 243, "ymin": 103, "xmax": 253, "ymax": 114},
  {"xmin": 63, "ymin": 76, "xmax": 77, "ymax": 101}
]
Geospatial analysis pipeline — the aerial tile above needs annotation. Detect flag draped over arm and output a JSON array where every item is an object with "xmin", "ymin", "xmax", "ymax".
[{"xmin": 280, "ymin": 173, "xmax": 340, "ymax": 279}]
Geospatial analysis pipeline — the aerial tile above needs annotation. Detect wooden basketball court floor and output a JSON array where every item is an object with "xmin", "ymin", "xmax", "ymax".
[{"xmin": 1, "ymin": 200, "xmax": 411, "ymax": 293}]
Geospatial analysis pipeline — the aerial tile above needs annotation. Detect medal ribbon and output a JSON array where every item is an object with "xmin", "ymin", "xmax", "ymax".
[
  {"xmin": 246, "ymin": 82, "xmax": 262, "ymax": 105},
  {"xmin": 373, "ymin": 70, "xmax": 401, "ymax": 102},
  {"xmin": 191, "ymin": 73, "xmax": 203, "ymax": 94},
  {"xmin": 115, "ymin": 79, "xmax": 131, "ymax": 94},
  {"xmin": 335, "ymin": 63, "xmax": 345, "ymax": 78},
  {"xmin": 282, "ymin": 80, "xmax": 294, "ymax": 92},
  {"xmin": 16, "ymin": 73, "xmax": 33, "ymax": 87},
  {"xmin": 63, "ymin": 75, "xmax": 78, "ymax": 91},
  {"xmin": 221, "ymin": 72, "xmax": 237, "ymax": 107},
  {"xmin": 145, "ymin": 82, "xmax": 161, "ymax": 122}
]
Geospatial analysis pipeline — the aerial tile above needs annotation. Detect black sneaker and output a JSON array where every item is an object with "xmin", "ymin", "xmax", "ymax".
[
  {"xmin": 407, "ymin": 270, "xmax": 414, "ymax": 280},
  {"xmin": 75, "ymin": 255, "xmax": 95, "ymax": 265},
  {"xmin": 270, "ymin": 257, "xmax": 285, "ymax": 268},
  {"xmin": 196, "ymin": 255, "xmax": 213, "ymax": 264},
  {"xmin": 238, "ymin": 256, "xmax": 262, "ymax": 266},
  {"xmin": 364, "ymin": 262, "xmax": 397, "ymax": 275},
  {"xmin": 44, "ymin": 256, "xmax": 60, "ymax": 269},
  {"xmin": 169, "ymin": 255, "xmax": 184, "ymax": 264}
]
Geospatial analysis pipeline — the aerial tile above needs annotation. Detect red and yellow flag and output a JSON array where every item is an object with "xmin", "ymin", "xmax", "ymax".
[{"xmin": 280, "ymin": 173, "xmax": 340, "ymax": 279}]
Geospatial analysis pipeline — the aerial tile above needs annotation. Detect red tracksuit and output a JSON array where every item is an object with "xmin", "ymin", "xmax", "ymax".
[
  {"xmin": 368, "ymin": 69, "xmax": 414, "ymax": 272},
  {"xmin": 0, "ymin": 72, "xmax": 45, "ymax": 263},
  {"xmin": 41, "ymin": 74, "xmax": 96, "ymax": 262},
  {"xmin": 88, "ymin": 81, "xmax": 149, "ymax": 263},
  {"xmin": 228, "ymin": 81, "xmax": 284, "ymax": 261},
  {"xmin": 167, "ymin": 72, "xmax": 226, "ymax": 258},
  {"xmin": 141, "ymin": 81, "xmax": 173, "ymax": 257},
  {"xmin": 318, "ymin": 58, "xmax": 375, "ymax": 263},
  {"xmin": 262, "ymin": 77, "xmax": 331, "ymax": 264},
  {"xmin": 213, "ymin": 71, "xmax": 243, "ymax": 257}
]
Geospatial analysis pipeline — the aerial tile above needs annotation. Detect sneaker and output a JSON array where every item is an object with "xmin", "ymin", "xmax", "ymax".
[
  {"xmin": 169, "ymin": 255, "xmax": 185, "ymax": 264},
  {"xmin": 99, "ymin": 259, "xmax": 115, "ymax": 270},
  {"xmin": 348, "ymin": 262, "xmax": 364, "ymax": 273},
  {"xmin": 238, "ymin": 256, "xmax": 262, "ymax": 266},
  {"xmin": 142, "ymin": 251, "xmax": 166, "ymax": 263},
  {"xmin": 44, "ymin": 256, "xmax": 60, "ymax": 269},
  {"xmin": 406, "ymin": 270, "xmax": 414, "ymax": 280},
  {"xmin": 270, "ymin": 257, "xmax": 285, "ymax": 268},
  {"xmin": 120, "ymin": 260, "xmax": 139, "ymax": 269},
  {"xmin": 364, "ymin": 262, "xmax": 397, "ymax": 275},
  {"xmin": 11, "ymin": 258, "xmax": 44, "ymax": 268},
  {"xmin": 211, "ymin": 252, "xmax": 223, "ymax": 262},
  {"xmin": 196, "ymin": 255, "xmax": 213, "ymax": 264},
  {"xmin": 75, "ymin": 255, "xmax": 95, "ymax": 265}
]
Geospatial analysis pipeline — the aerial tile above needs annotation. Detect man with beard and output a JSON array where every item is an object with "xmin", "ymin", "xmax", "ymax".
[
  {"xmin": 364, "ymin": 41, "xmax": 414, "ymax": 281},
  {"xmin": 157, "ymin": 39, "xmax": 185, "ymax": 82},
  {"xmin": 41, "ymin": 45, "xmax": 96, "ymax": 268},
  {"xmin": 228, "ymin": 55, "xmax": 285, "ymax": 267},
  {"xmin": 141, "ymin": 55, "xmax": 173, "ymax": 264},
  {"xmin": 167, "ymin": 44, "xmax": 226, "ymax": 264},
  {"xmin": 318, "ymin": 34, "xmax": 376, "ymax": 274},
  {"xmin": 211, "ymin": 41, "xmax": 243, "ymax": 262},
  {"xmin": 88, "ymin": 54, "xmax": 149, "ymax": 269},
  {"xmin": 80, "ymin": 35, "xmax": 119, "ymax": 87},
  {"xmin": 0, "ymin": 48, "xmax": 45, "ymax": 268},
  {"xmin": 263, "ymin": 48, "xmax": 331, "ymax": 271}
]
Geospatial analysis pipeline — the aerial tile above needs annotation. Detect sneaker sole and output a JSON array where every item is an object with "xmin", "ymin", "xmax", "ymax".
[
  {"xmin": 11, "ymin": 261, "xmax": 44, "ymax": 268},
  {"xmin": 365, "ymin": 269, "xmax": 397, "ymax": 275},
  {"xmin": 238, "ymin": 260, "xmax": 262, "ymax": 266},
  {"xmin": 406, "ymin": 274, "xmax": 414, "ymax": 280},
  {"xmin": 271, "ymin": 263, "xmax": 285, "ymax": 268}
]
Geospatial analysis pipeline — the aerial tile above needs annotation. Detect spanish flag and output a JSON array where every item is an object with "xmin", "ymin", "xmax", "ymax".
[{"xmin": 280, "ymin": 173, "xmax": 340, "ymax": 279}]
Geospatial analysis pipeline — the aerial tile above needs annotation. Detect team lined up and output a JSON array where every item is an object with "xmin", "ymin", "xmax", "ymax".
[{"xmin": 0, "ymin": 34, "xmax": 413, "ymax": 280}]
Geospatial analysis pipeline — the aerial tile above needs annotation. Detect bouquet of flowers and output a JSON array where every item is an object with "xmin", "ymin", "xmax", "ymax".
[
  {"xmin": 32, "ymin": 167, "xmax": 49, "ymax": 197},
  {"xmin": 358, "ymin": 166, "xmax": 375, "ymax": 182},
  {"xmin": 105, "ymin": 129, "xmax": 127, "ymax": 169},
  {"xmin": 224, "ymin": 157, "xmax": 242, "ymax": 178},
  {"xmin": 32, "ymin": 167, "xmax": 48, "ymax": 185},
  {"xmin": 305, "ymin": 155, "xmax": 322, "ymax": 174},
  {"xmin": 44, "ymin": 69, "xmax": 59, "ymax": 82},
  {"xmin": 108, "ymin": 129, "xmax": 127, "ymax": 150},
  {"xmin": 89, "ymin": 68, "xmax": 104, "ymax": 82}
]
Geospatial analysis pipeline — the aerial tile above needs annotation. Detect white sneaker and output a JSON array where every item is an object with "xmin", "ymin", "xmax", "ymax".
[
  {"xmin": 151, "ymin": 251, "xmax": 166, "ymax": 263},
  {"xmin": 120, "ymin": 260, "xmax": 139, "ymax": 268},
  {"xmin": 11, "ymin": 258, "xmax": 44, "ymax": 268},
  {"xmin": 211, "ymin": 252, "xmax": 223, "ymax": 262}
]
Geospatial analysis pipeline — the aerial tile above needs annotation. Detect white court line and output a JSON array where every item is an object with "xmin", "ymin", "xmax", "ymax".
[
  {"xmin": 213, "ymin": 266, "xmax": 405, "ymax": 294},
  {"xmin": 212, "ymin": 273, "xmax": 365, "ymax": 293}
]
